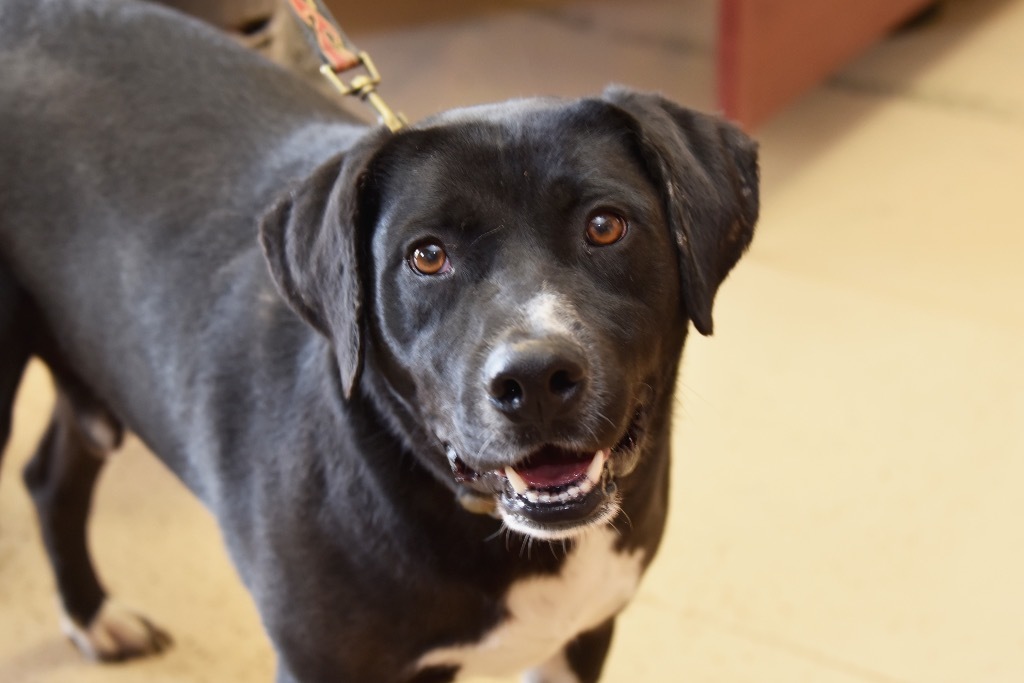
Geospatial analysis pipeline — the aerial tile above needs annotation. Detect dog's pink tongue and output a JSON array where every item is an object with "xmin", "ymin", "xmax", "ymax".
[{"xmin": 515, "ymin": 460, "xmax": 590, "ymax": 489}]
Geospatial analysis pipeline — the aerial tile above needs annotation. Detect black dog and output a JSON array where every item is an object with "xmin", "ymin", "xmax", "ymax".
[{"xmin": 0, "ymin": 0, "xmax": 758, "ymax": 681}]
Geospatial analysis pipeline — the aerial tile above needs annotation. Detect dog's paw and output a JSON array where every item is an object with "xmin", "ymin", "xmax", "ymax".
[
  {"xmin": 60, "ymin": 600, "xmax": 173, "ymax": 662},
  {"xmin": 523, "ymin": 651, "xmax": 579, "ymax": 683}
]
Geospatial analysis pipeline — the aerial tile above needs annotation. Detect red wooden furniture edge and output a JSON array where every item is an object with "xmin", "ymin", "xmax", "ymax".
[{"xmin": 718, "ymin": 0, "xmax": 933, "ymax": 129}]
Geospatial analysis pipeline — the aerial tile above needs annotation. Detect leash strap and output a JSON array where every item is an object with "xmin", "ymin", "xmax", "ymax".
[{"xmin": 286, "ymin": 0, "xmax": 407, "ymax": 131}]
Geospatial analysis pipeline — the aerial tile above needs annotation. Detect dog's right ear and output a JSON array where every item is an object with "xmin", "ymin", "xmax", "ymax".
[
  {"xmin": 601, "ymin": 87, "xmax": 759, "ymax": 336},
  {"xmin": 259, "ymin": 130, "xmax": 389, "ymax": 399}
]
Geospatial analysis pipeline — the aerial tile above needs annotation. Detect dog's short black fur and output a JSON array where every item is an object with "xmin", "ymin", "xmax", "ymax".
[{"xmin": 0, "ymin": 1, "xmax": 758, "ymax": 681}]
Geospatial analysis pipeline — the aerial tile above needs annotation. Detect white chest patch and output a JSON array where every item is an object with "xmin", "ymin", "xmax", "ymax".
[{"xmin": 417, "ymin": 527, "xmax": 645, "ymax": 680}]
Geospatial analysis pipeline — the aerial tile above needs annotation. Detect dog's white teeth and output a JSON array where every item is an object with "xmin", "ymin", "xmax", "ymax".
[
  {"xmin": 587, "ymin": 449, "xmax": 609, "ymax": 485},
  {"xmin": 504, "ymin": 466, "xmax": 530, "ymax": 494},
  {"xmin": 506, "ymin": 449, "xmax": 609, "ymax": 504}
]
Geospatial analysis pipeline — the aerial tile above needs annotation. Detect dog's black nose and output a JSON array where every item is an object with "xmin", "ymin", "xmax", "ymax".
[{"xmin": 485, "ymin": 338, "xmax": 588, "ymax": 423}]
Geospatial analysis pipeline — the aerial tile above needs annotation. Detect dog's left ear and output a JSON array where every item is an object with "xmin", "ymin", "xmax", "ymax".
[
  {"xmin": 260, "ymin": 130, "xmax": 390, "ymax": 399},
  {"xmin": 602, "ymin": 87, "xmax": 760, "ymax": 335}
]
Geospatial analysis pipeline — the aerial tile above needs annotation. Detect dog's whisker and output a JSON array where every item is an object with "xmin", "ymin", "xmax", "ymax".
[
  {"xmin": 484, "ymin": 525, "xmax": 506, "ymax": 543},
  {"xmin": 618, "ymin": 509, "xmax": 634, "ymax": 534},
  {"xmin": 473, "ymin": 434, "xmax": 498, "ymax": 463},
  {"xmin": 469, "ymin": 224, "xmax": 507, "ymax": 247},
  {"xmin": 595, "ymin": 411, "xmax": 616, "ymax": 430}
]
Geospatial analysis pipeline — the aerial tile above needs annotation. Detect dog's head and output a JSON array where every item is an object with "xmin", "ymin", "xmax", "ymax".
[{"xmin": 261, "ymin": 89, "xmax": 758, "ymax": 540}]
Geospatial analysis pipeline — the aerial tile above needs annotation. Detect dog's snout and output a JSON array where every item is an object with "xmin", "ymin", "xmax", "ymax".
[{"xmin": 485, "ymin": 339, "xmax": 588, "ymax": 423}]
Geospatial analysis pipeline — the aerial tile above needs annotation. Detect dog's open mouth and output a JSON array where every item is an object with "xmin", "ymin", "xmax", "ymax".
[
  {"xmin": 503, "ymin": 446, "xmax": 609, "ymax": 506},
  {"xmin": 446, "ymin": 408, "xmax": 645, "ymax": 540}
]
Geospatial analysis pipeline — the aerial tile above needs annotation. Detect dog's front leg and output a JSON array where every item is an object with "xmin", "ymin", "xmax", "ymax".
[{"xmin": 523, "ymin": 618, "xmax": 616, "ymax": 683}]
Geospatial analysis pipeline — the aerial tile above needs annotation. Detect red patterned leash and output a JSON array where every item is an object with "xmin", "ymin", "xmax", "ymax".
[{"xmin": 287, "ymin": 0, "xmax": 407, "ymax": 131}]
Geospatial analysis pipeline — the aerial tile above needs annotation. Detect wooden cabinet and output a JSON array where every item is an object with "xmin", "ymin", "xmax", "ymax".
[{"xmin": 718, "ymin": 0, "xmax": 935, "ymax": 128}]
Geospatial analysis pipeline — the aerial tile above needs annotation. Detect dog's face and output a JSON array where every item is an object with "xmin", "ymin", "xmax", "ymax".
[{"xmin": 261, "ymin": 89, "xmax": 759, "ymax": 540}]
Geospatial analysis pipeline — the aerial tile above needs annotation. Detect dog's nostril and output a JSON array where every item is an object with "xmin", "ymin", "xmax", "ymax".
[
  {"xmin": 549, "ymin": 369, "xmax": 578, "ymax": 396},
  {"xmin": 492, "ymin": 377, "xmax": 525, "ymax": 407}
]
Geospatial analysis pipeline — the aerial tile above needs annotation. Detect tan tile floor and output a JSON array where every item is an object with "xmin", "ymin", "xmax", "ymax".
[{"xmin": 2, "ymin": 0, "xmax": 1022, "ymax": 681}]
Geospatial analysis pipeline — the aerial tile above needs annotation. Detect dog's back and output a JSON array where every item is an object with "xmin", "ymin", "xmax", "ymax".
[
  {"xmin": 0, "ymin": 0, "xmax": 363, "ymax": 485},
  {"xmin": 0, "ymin": 0, "xmax": 353, "ymax": 274}
]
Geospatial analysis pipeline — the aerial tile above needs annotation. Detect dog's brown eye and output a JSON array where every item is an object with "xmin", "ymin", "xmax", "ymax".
[
  {"xmin": 410, "ymin": 243, "xmax": 450, "ymax": 275},
  {"xmin": 585, "ymin": 212, "xmax": 627, "ymax": 246}
]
